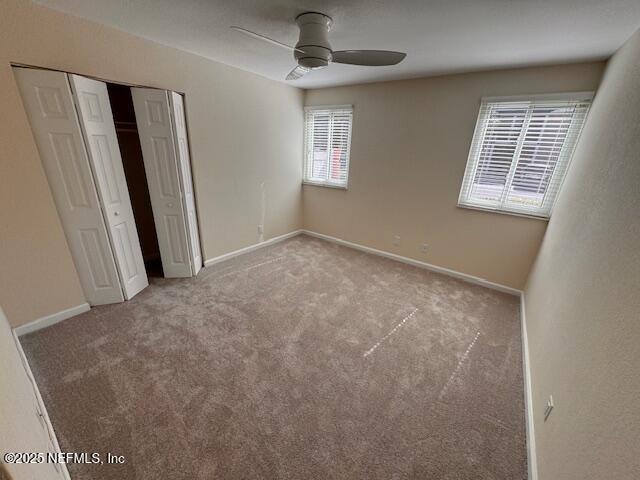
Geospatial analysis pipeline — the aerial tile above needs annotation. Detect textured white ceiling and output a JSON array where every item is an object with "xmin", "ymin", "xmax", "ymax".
[{"xmin": 34, "ymin": 0, "xmax": 640, "ymax": 89}]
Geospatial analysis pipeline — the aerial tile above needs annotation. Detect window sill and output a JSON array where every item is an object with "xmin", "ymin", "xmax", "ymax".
[
  {"xmin": 302, "ymin": 181, "xmax": 348, "ymax": 190},
  {"xmin": 457, "ymin": 203, "xmax": 550, "ymax": 221}
]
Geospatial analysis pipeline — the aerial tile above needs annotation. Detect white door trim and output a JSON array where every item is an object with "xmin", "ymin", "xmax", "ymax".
[{"xmin": 11, "ymin": 330, "xmax": 72, "ymax": 479}]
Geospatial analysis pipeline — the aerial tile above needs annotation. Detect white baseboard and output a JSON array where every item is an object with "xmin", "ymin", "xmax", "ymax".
[
  {"xmin": 12, "ymin": 331, "xmax": 71, "ymax": 480},
  {"xmin": 14, "ymin": 303, "xmax": 90, "ymax": 337},
  {"xmin": 520, "ymin": 292, "xmax": 538, "ymax": 480},
  {"xmin": 301, "ymin": 230, "xmax": 521, "ymax": 296},
  {"xmin": 204, "ymin": 230, "xmax": 303, "ymax": 267}
]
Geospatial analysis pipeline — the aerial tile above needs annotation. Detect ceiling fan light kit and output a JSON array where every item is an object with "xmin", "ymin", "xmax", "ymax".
[{"xmin": 232, "ymin": 11, "xmax": 407, "ymax": 81}]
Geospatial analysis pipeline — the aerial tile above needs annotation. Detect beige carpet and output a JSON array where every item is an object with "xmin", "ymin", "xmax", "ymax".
[{"xmin": 21, "ymin": 234, "xmax": 526, "ymax": 479}]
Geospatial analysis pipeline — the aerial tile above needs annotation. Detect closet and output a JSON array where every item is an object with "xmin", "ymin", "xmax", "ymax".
[
  {"xmin": 108, "ymin": 83, "xmax": 163, "ymax": 277},
  {"xmin": 14, "ymin": 66, "xmax": 203, "ymax": 306}
]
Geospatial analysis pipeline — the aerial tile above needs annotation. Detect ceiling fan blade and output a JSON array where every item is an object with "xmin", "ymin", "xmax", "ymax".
[
  {"xmin": 286, "ymin": 65, "xmax": 310, "ymax": 81},
  {"xmin": 331, "ymin": 50, "xmax": 406, "ymax": 66},
  {"xmin": 230, "ymin": 26, "xmax": 305, "ymax": 53}
]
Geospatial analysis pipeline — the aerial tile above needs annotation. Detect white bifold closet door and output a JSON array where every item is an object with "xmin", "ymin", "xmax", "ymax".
[
  {"xmin": 13, "ymin": 68, "xmax": 125, "ymax": 305},
  {"xmin": 131, "ymin": 88, "xmax": 202, "ymax": 277},
  {"xmin": 169, "ymin": 92, "xmax": 202, "ymax": 275},
  {"xmin": 69, "ymin": 75, "xmax": 148, "ymax": 299}
]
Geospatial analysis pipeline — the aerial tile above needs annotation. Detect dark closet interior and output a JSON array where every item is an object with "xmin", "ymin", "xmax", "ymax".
[{"xmin": 106, "ymin": 83, "xmax": 163, "ymax": 277}]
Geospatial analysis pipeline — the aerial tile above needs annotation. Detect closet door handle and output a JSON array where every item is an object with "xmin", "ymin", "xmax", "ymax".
[{"xmin": 114, "ymin": 211, "xmax": 119, "ymax": 216}]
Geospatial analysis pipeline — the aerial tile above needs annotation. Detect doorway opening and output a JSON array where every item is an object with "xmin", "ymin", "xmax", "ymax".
[{"xmin": 107, "ymin": 83, "xmax": 163, "ymax": 278}]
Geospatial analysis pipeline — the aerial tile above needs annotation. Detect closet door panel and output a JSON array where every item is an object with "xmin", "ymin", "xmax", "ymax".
[
  {"xmin": 169, "ymin": 92, "xmax": 202, "ymax": 275},
  {"xmin": 131, "ymin": 88, "xmax": 192, "ymax": 278},
  {"xmin": 13, "ymin": 67, "xmax": 124, "ymax": 305},
  {"xmin": 70, "ymin": 74, "xmax": 148, "ymax": 299}
]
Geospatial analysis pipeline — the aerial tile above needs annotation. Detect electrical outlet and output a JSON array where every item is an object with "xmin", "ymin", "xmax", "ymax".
[
  {"xmin": 257, "ymin": 225, "xmax": 264, "ymax": 235},
  {"xmin": 544, "ymin": 395, "xmax": 554, "ymax": 421},
  {"xmin": 392, "ymin": 235, "xmax": 401, "ymax": 246},
  {"xmin": 420, "ymin": 243, "xmax": 429, "ymax": 253}
]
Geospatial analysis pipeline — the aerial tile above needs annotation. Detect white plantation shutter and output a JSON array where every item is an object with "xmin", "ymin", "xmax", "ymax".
[
  {"xmin": 459, "ymin": 93, "xmax": 592, "ymax": 218},
  {"xmin": 303, "ymin": 105, "xmax": 353, "ymax": 187}
]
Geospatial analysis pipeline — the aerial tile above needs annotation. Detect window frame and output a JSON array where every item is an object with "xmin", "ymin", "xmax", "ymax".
[
  {"xmin": 302, "ymin": 104, "xmax": 353, "ymax": 189},
  {"xmin": 458, "ymin": 92, "xmax": 593, "ymax": 220}
]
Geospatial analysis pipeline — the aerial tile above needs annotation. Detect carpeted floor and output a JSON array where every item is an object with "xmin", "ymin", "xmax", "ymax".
[{"xmin": 21, "ymin": 235, "xmax": 527, "ymax": 479}]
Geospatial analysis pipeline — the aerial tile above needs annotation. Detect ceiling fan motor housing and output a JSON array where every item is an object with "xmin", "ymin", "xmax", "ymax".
[{"xmin": 294, "ymin": 12, "xmax": 333, "ymax": 69}]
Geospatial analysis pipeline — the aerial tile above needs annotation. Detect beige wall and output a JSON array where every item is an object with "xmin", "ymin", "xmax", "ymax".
[
  {"xmin": 0, "ymin": 307, "xmax": 62, "ymax": 480},
  {"xmin": 0, "ymin": 0, "xmax": 303, "ymax": 327},
  {"xmin": 303, "ymin": 62, "xmax": 605, "ymax": 289},
  {"xmin": 524, "ymin": 30, "xmax": 640, "ymax": 480}
]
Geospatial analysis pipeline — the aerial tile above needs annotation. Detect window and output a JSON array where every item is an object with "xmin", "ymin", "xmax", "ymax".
[
  {"xmin": 458, "ymin": 93, "xmax": 592, "ymax": 218},
  {"xmin": 303, "ymin": 105, "xmax": 353, "ymax": 188}
]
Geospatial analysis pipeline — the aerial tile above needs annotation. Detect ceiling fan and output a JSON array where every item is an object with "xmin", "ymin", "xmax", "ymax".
[{"xmin": 231, "ymin": 12, "xmax": 407, "ymax": 80}]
